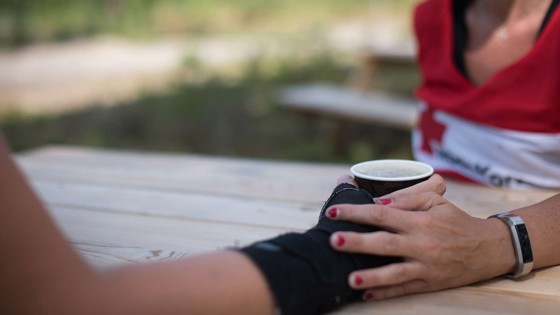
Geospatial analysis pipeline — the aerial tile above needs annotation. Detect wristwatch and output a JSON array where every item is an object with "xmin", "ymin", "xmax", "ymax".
[{"xmin": 488, "ymin": 212, "xmax": 534, "ymax": 279}]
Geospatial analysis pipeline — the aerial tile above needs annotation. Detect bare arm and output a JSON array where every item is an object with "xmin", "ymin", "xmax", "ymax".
[
  {"xmin": 0, "ymin": 135, "xmax": 274, "ymax": 314},
  {"xmin": 510, "ymin": 196, "xmax": 560, "ymax": 270}
]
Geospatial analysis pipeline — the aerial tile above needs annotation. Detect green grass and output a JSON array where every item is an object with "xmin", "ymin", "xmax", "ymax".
[{"xmin": 0, "ymin": 53, "xmax": 414, "ymax": 163}]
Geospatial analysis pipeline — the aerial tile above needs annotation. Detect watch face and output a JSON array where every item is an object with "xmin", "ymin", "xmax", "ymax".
[{"xmin": 515, "ymin": 223, "xmax": 534, "ymax": 263}]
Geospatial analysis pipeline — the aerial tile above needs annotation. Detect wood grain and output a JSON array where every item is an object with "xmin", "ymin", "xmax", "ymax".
[{"xmin": 15, "ymin": 146, "xmax": 560, "ymax": 314}]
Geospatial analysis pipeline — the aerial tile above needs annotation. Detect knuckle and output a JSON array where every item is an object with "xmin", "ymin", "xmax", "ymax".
[
  {"xmin": 393, "ymin": 264, "xmax": 408, "ymax": 282},
  {"xmin": 437, "ymin": 181, "xmax": 447, "ymax": 196},
  {"xmin": 415, "ymin": 213, "xmax": 434, "ymax": 229},
  {"xmin": 431, "ymin": 174, "xmax": 447, "ymax": 195},
  {"xmin": 380, "ymin": 233, "xmax": 400, "ymax": 254},
  {"xmin": 367, "ymin": 206, "xmax": 388, "ymax": 224},
  {"xmin": 342, "ymin": 205, "xmax": 366, "ymax": 220},
  {"xmin": 415, "ymin": 192, "xmax": 441, "ymax": 211}
]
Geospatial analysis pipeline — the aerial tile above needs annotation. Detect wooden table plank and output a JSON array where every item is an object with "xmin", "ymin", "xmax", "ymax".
[
  {"xmin": 31, "ymin": 180, "xmax": 319, "ymax": 231},
  {"xmin": 18, "ymin": 145, "xmax": 557, "ymax": 211},
  {"xmin": 336, "ymin": 287, "xmax": 560, "ymax": 315},
  {"xmin": 49, "ymin": 205, "xmax": 283, "ymax": 262},
  {"xmin": 17, "ymin": 145, "xmax": 344, "ymax": 203}
]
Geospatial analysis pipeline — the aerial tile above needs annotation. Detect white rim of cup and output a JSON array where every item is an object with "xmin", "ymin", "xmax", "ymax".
[{"xmin": 350, "ymin": 159, "xmax": 434, "ymax": 182}]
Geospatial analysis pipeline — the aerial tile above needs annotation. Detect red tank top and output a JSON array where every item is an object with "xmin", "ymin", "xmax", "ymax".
[
  {"xmin": 412, "ymin": 0, "xmax": 560, "ymax": 189},
  {"xmin": 414, "ymin": 0, "xmax": 560, "ymax": 133}
]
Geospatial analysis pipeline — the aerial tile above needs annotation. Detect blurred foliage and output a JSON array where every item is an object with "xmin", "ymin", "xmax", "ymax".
[
  {"xmin": 0, "ymin": 0, "xmax": 417, "ymax": 162},
  {"xmin": 0, "ymin": 0, "xmax": 418, "ymax": 47},
  {"xmin": 0, "ymin": 53, "xmax": 412, "ymax": 163}
]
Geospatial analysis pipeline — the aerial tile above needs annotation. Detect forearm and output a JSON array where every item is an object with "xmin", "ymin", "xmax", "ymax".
[
  {"xmin": 15, "ymin": 251, "xmax": 274, "ymax": 314},
  {"xmin": 0, "ymin": 136, "xmax": 274, "ymax": 314},
  {"xmin": 458, "ymin": 193, "xmax": 560, "ymax": 279},
  {"xmin": 0, "ymin": 137, "xmax": 97, "ymax": 313},
  {"xmin": 91, "ymin": 251, "xmax": 274, "ymax": 315},
  {"xmin": 509, "ymin": 194, "xmax": 560, "ymax": 269},
  {"xmin": 482, "ymin": 193, "xmax": 560, "ymax": 279}
]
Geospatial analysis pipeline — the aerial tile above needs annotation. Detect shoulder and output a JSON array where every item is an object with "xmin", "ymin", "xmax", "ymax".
[
  {"xmin": 413, "ymin": 0, "xmax": 450, "ymax": 40},
  {"xmin": 415, "ymin": 0, "xmax": 452, "ymax": 16},
  {"xmin": 415, "ymin": 0, "xmax": 445, "ymax": 13},
  {"xmin": 414, "ymin": 0, "xmax": 449, "ymax": 32}
]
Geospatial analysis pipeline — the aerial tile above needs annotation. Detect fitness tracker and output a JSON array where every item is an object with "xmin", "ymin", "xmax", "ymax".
[{"xmin": 489, "ymin": 212, "xmax": 534, "ymax": 279}]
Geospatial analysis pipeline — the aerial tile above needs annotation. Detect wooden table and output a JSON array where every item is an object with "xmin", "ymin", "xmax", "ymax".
[{"xmin": 16, "ymin": 146, "xmax": 560, "ymax": 314}]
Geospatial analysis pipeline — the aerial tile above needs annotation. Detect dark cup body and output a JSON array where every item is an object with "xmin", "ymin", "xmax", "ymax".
[
  {"xmin": 354, "ymin": 175, "xmax": 431, "ymax": 198},
  {"xmin": 351, "ymin": 159, "xmax": 434, "ymax": 198}
]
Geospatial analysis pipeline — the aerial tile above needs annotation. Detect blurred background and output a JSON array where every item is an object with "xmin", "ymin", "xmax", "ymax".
[{"xmin": 0, "ymin": 0, "xmax": 420, "ymax": 163}]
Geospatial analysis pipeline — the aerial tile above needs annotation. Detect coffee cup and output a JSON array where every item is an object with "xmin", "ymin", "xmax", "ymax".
[{"xmin": 350, "ymin": 159, "xmax": 434, "ymax": 197}]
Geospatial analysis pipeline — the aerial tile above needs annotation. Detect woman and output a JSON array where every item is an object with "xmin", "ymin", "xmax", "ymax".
[
  {"xmin": 331, "ymin": 0, "xmax": 560, "ymax": 302},
  {"xmin": 413, "ymin": 0, "xmax": 560, "ymax": 189}
]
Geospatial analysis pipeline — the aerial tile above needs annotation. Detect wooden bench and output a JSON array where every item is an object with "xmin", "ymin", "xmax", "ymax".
[
  {"xmin": 278, "ymin": 83, "xmax": 418, "ymax": 130},
  {"xmin": 277, "ymin": 46, "xmax": 418, "ymax": 155}
]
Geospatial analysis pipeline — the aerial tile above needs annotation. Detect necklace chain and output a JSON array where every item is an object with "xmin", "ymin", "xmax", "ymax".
[{"xmin": 478, "ymin": 0, "xmax": 549, "ymax": 42}]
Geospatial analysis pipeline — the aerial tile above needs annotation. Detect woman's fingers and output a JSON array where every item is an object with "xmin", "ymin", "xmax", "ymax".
[
  {"xmin": 326, "ymin": 192, "xmax": 443, "ymax": 231},
  {"xmin": 327, "ymin": 204, "xmax": 419, "ymax": 232},
  {"xmin": 330, "ymin": 231, "xmax": 414, "ymax": 257},
  {"xmin": 362, "ymin": 280, "xmax": 430, "ymax": 301},
  {"xmin": 347, "ymin": 261, "xmax": 425, "ymax": 290}
]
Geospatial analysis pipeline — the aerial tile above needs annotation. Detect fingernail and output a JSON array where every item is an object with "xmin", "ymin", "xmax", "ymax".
[
  {"xmin": 335, "ymin": 234, "xmax": 345, "ymax": 247},
  {"xmin": 327, "ymin": 207, "xmax": 339, "ymax": 219},
  {"xmin": 353, "ymin": 275, "xmax": 364, "ymax": 286},
  {"xmin": 375, "ymin": 198, "xmax": 392, "ymax": 205},
  {"xmin": 363, "ymin": 291, "xmax": 375, "ymax": 301}
]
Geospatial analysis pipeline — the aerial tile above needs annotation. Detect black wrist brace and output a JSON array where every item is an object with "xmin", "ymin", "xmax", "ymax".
[{"xmin": 239, "ymin": 184, "xmax": 400, "ymax": 315}]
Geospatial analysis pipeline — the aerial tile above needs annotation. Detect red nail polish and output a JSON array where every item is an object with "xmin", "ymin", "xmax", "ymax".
[
  {"xmin": 336, "ymin": 234, "xmax": 345, "ymax": 247},
  {"xmin": 354, "ymin": 275, "xmax": 363, "ymax": 286},
  {"xmin": 327, "ymin": 207, "xmax": 338, "ymax": 218},
  {"xmin": 363, "ymin": 292, "xmax": 375, "ymax": 301},
  {"xmin": 376, "ymin": 198, "xmax": 392, "ymax": 205}
]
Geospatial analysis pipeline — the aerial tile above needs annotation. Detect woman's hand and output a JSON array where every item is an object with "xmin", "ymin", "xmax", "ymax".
[{"xmin": 325, "ymin": 189, "xmax": 516, "ymax": 301}]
